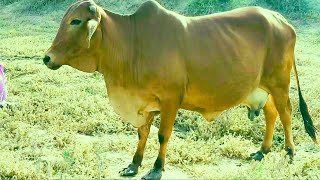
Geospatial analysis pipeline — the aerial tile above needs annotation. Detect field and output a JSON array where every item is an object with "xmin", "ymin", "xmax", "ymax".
[{"xmin": 0, "ymin": 0, "xmax": 320, "ymax": 179}]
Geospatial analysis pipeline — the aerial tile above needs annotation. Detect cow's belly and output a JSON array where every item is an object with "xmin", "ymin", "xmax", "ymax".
[
  {"xmin": 108, "ymin": 88, "xmax": 159, "ymax": 127},
  {"xmin": 182, "ymin": 87, "xmax": 268, "ymax": 122}
]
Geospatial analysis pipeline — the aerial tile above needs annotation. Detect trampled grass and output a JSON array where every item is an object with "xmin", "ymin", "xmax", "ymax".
[{"xmin": 0, "ymin": 0, "xmax": 320, "ymax": 179}]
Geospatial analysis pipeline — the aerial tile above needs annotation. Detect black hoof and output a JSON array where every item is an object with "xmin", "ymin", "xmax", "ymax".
[
  {"xmin": 286, "ymin": 148, "xmax": 294, "ymax": 157},
  {"xmin": 286, "ymin": 148, "xmax": 294, "ymax": 163},
  {"xmin": 250, "ymin": 151, "xmax": 264, "ymax": 161},
  {"xmin": 119, "ymin": 163, "xmax": 139, "ymax": 177},
  {"xmin": 142, "ymin": 168, "xmax": 162, "ymax": 180}
]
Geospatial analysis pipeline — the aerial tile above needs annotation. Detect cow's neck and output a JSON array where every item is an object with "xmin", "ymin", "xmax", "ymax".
[{"xmin": 99, "ymin": 9, "xmax": 138, "ymax": 87}]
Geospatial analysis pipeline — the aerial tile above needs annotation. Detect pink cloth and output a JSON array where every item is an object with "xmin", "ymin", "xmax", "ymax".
[{"xmin": 0, "ymin": 64, "xmax": 7, "ymax": 106}]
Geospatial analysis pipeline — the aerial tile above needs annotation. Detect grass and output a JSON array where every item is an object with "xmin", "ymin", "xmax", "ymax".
[{"xmin": 0, "ymin": 0, "xmax": 320, "ymax": 179}]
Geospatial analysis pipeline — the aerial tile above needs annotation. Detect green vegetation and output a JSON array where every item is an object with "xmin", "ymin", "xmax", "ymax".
[{"xmin": 0, "ymin": 0, "xmax": 320, "ymax": 179}]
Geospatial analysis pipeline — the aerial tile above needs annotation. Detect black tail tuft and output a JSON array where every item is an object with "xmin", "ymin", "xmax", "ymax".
[{"xmin": 298, "ymin": 90, "xmax": 318, "ymax": 143}]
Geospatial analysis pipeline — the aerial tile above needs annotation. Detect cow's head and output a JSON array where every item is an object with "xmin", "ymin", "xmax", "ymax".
[{"xmin": 43, "ymin": 0, "xmax": 102, "ymax": 72}]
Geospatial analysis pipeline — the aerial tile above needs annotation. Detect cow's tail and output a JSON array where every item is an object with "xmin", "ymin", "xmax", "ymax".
[{"xmin": 293, "ymin": 58, "xmax": 318, "ymax": 144}]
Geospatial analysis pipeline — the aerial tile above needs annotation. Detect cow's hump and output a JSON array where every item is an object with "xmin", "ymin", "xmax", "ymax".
[{"xmin": 134, "ymin": 0, "xmax": 163, "ymax": 16}]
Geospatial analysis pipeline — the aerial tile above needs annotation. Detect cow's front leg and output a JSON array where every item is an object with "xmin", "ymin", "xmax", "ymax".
[
  {"xmin": 142, "ymin": 102, "xmax": 179, "ymax": 180},
  {"xmin": 120, "ymin": 113, "xmax": 154, "ymax": 176}
]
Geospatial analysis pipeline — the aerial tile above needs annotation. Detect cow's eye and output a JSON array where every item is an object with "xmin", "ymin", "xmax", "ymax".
[{"xmin": 70, "ymin": 19, "xmax": 82, "ymax": 25}]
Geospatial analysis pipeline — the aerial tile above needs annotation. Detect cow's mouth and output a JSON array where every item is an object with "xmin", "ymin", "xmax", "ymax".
[{"xmin": 48, "ymin": 65, "xmax": 62, "ymax": 70}]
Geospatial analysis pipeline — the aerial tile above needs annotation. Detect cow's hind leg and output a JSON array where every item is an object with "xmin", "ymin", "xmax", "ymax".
[
  {"xmin": 272, "ymin": 89, "xmax": 295, "ymax": 158},
  {"xmin": 120, "ymin": 113, "xmax": 154, "ymax": 176},
  {"xmin": 251, "ymin": 95, "xmax": 278, "ymax": 161}
]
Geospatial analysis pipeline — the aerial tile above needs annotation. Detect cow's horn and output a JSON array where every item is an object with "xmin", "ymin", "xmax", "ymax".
[
  {"xmin": 87, "ymin": 19, "xmax": 98, "ymax": 48},
  {"xmin": 89, "ymin": 5, "xmax": 97, "ymax": 15}
]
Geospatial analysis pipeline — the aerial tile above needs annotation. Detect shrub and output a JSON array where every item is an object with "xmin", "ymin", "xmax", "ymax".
[
  {"xmin": 255, "ymin": 0, "xmax": 311, "ymax": 18},
  {"xmin": 0, "ymin": 0, "xmax": 19, "ymax": 5},
  {"xmin": 183, "ymin": 0, "xmax": 233, "ymax": 15}
]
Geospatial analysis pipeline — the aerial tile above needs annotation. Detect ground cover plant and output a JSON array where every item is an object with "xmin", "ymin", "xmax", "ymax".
[{"xmin": 0, "ymin": 0, "xmax": 320, "ymax": 179}]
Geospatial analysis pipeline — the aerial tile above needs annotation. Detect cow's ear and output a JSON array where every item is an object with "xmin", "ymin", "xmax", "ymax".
[{"xmin": 87, "ymin": 19, "xmax": 98, "ymax": 48}]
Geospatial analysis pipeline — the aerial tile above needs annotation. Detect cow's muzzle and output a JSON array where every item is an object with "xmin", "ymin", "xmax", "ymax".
[
  {"xmin": 43, "ymin": 55, "xmax": 50, "ymax": 65},
  {"xmin": 43, "ymin": 55, "xmax": 61, "ymax": 70}
]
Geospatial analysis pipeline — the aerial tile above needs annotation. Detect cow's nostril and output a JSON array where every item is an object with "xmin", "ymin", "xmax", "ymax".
[{"xmin": 43, "ymin": 55, "xmax": 51, "ymax": 65}]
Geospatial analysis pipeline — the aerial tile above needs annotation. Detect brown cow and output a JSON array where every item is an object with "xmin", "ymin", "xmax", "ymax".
[{"xmin": 43, "ymin": 0, "xmax": 318, "ymax": 179}]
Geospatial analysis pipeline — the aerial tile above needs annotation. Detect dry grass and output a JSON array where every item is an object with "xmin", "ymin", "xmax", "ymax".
[{"xmin": 0, "ymin": 0, "xmax": 320, "ymax": 179}]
